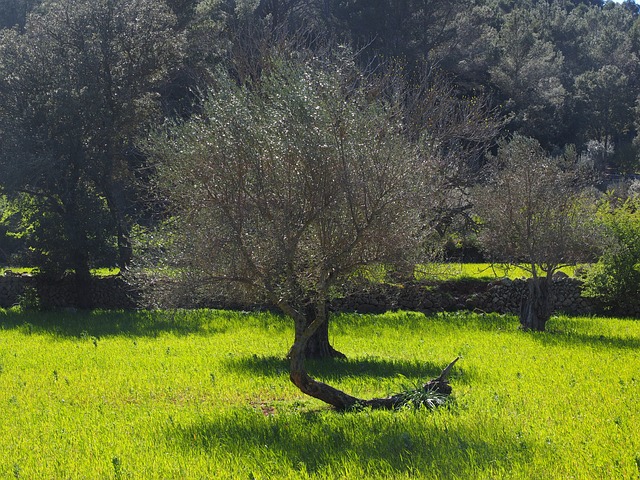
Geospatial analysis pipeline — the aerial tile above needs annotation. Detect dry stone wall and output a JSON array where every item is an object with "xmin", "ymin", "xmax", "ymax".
[
  {"xmin": 0, "ymin": 272, "xmax": 137, "ymax": 310},
  {"xmin": 331, "ymin": 278, "xmax": 595, "ymax": 316},
  {"xmin": 0, "ymin": 272, "xmax": 630, "ymax": 317},
  {"xmin": 0, "ymin": 274, "xmax": 28, "ymax": 308}
]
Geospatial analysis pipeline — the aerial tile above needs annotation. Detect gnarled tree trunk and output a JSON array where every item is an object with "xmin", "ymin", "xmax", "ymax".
[
  {"xmin": 287, "ymin": 300, "xmax": 457, "ymax": 410},
  {"xmin": 303, "ymin": 302, "xmax": 346, "ymax": 359},
  {"xmin": 519, "ymin": 275, "xmax": 553, "ymax": 332}
]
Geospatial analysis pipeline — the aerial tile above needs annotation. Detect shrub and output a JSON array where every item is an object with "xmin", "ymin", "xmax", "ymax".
[
  {"xmin": 16, "ymin": 286, "xmax": 42, "ymax": 312},
  {"xmin": 582, "ymin": 196, "xmax": 640, "ymax": 313}
]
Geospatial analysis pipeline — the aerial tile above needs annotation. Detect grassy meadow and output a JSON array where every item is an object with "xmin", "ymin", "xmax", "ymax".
[
  {"xmin": 0, "ymin": 308, "xmax": 638, "ymax": 479},
  {"xmin": 0, "ymin": 263, "xmax": 577, "ymax": 282},
  {"xmin": 414, "ymin": 263, "xmax": 581, "ymax": 282}
]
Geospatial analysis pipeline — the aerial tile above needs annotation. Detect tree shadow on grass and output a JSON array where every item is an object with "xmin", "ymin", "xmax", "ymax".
[
  {"xmin": 0, "ymin": 309, "xmax": 231, "ymax": 338},
  {"xmin": 224, "ymin": 354, "xmax": 454, "ymax": 381},
  {"xmin": 530, "ymin": 329, "xmax": 640, "ymax": 351},
  {"xmin": 335, "ymin": 310, "xmax": 520, "ymax": 333},
  {"xmin": 434, "ymin": 312, "xmax": 640, "ymax": 351},
  {"xmin": 528, "ymin": 316, "xmax": 640, "ymax": 350},
  {"xmin": 168, "ymin": 408, "xmax": 534, "ymax": 478}
]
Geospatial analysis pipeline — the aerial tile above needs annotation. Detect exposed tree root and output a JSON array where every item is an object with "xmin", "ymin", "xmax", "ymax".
[{"xmin": 289, "ymin": 352, "xmax": 460, "ymax": 411}]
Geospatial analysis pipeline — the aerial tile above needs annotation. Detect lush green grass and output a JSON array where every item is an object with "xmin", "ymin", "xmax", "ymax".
[
  {"xmin": 0, "ymin": 267, "xmax": 120, "ymax": 277},
  {"xmin": 2, "ymin": 263, "xmax": 579, "ymax": 281},
  {"xmin": 415, "ymin": 263, "xmax": 581, "ymax": 282},
  {"xmin": 0, "ymin": 267, "xmax": 35, "ymax": 275},
  {"xmin": 91, "ymin": 267, "xmax": 121, "ymax": 277},
  {"xmin": 0, "ymin": 309, "xmax": 638, "ymax": 479}
]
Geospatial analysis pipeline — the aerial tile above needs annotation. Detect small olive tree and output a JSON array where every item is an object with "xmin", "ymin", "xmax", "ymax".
[
  {"xmin": 140, "ymin": 54, "xmax": 465, "ymax": 409},
  {"xmin": 474, "ymin": 135, "xmax": 597, "ymax": 331}
]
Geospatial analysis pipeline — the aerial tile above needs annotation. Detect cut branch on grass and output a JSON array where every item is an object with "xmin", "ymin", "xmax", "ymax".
[{"xmin": 289, "ymin": 340, "xmax": 460, "ymax": 410}]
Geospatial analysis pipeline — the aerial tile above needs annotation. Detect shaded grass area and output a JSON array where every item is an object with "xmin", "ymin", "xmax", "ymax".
[
  {"xmin": 173, "ymin": 407, "xmax": 533, "ymax": 479},
  {"xmin": 0, "ymin": 309, "xmax": 639, "ymax": 479},
  {"xmin": 0, "ymin": 308, "xmax": 284, "ymax": 338},
  {"xmin": 225, "ymin": 354, "xmax": 445, "ymax": 382}
]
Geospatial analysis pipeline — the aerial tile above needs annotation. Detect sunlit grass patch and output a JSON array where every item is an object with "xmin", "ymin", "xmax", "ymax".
[
  {"xmin": 0, "ymin": 267, "xmax": 34, "ymax": 275},
  {"xmin": 415, "ymin": 263, "xmax": 582, "ymax": 281},
  {"xmin": 1, "ymin": 263, "xmax": 583, "ymax": 282},
  {"xmin": 0, "ymin": 267, "xmax": 120, "ymax": 276},
  {"xmin": 91, "ymin": 267, "xmax": 120, "ymax": 277},
  {"xmin": 0, "ymin": 309, "xmax": 638, "ymax": 478}
]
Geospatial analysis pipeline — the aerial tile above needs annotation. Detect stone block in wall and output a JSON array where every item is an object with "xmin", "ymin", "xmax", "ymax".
[{"xmin": 0, "ymin": 273, "xmax": 34, "ymax": 308}]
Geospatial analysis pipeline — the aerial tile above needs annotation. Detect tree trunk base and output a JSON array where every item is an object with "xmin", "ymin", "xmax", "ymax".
[
  {"xmin": 302, "ymin": 304, "xmax": 346, "ymax": 359},
  {"xmin": 288, "ymin": 302, "xmax": 456, "ymax": 411},
  {"xmin": 304, "ymin": 341, "xmax": 347, "ymax": 360},
  {"xmin": 519, "ymin": 277, "xmax": 552, "ymax": 332}
]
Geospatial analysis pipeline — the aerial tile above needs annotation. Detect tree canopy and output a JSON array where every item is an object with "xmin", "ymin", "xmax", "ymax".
[
  {"xmin": 473, "ymin": 135, "xmax": 598, "ymax": 330},
  {"xmin": 0, "ymin": 0, "xmax": 182, "ymax": 278}
]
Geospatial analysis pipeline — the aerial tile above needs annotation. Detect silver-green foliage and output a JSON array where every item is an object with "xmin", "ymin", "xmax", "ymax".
[
  {"xmin": 140, "ymin": 52, "xmax": 500, "ymax": 408},
  {"xmin": 474, "ymin": 134, "xmax": 595, "ymax": 278},
  {"xmin": 473, "ymin": 135, "xmax": 598, "ymax": 330},
  {"xmin": 143, "ymin": 54, "xmax": 428, "ymax": 311}
]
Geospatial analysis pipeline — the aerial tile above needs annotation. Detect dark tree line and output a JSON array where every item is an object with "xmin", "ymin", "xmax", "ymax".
[
  {"xmin": 0, "ymin": 0, "xmax": 182, "ymax": 282},
  {"xmin": 1, "ymin": 0, "xmax": 639, "ymax": 277}
]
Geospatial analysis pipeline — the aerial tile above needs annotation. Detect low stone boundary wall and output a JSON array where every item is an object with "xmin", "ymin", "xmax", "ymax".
[
  {"xmin": 0, "ymin": 273, "xmax": 137, "ymax": 310},
  {"xmin": 0, "ymin": 272, "xmax": 630, "ymax": 317},
  {"xmin": 473, "ymin": 278, "xmax": 595, "ymax": 315},
  {"xmin": 331, "ymin": 277, "xmax": 595, "ymax": 316}
]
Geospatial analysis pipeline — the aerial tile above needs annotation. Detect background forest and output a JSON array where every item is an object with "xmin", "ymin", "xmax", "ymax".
[{"xmin": 1, "ymin": 0, "xmax": 639, "ymax": 277}]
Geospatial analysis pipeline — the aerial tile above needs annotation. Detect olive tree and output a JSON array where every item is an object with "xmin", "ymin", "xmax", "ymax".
[
  {"xmin": 474, "ymin": 135, "xmax": 597, "ymax": 331},
  {"xmin": 141, "ymin": 55, "xmax": 467, "ymax": 409}
]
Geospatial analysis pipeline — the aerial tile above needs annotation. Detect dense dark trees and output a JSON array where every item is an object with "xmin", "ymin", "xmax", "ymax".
[
  {"xmin": 0, "ymin": 0, "xmax": 182, "ymax": 279},
  {"xmin": 0, "ymin": 0, "xmax": 40, "ymax": 30},
  {"xmin": 1, "ymin": 0, "xmax": 639, "ymax": 280}
]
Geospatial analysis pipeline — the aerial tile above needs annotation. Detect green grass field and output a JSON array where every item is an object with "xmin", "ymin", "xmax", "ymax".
[
  {"xmin": 0, "ymin": 308, "xmax": 638, "ymax": 479},
  {"xmin": 415, "ymin": 263, "xmax": 581, "ymax": 282},
  {"xmin": 0, "ymin": 267, "xmax": 120, "ymax": 277}
]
